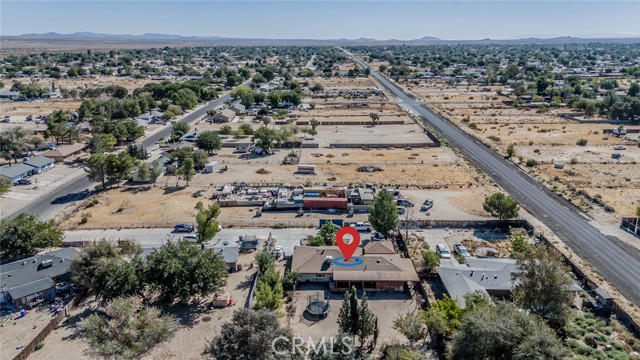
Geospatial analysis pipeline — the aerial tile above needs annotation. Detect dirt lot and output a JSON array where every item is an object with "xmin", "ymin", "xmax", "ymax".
[
  {"xmin": 394, "ymin": 78, "xmax": 640, "ymax": 218},
  {"xmin": 28, "ymin": 253, "xmax": 258, "ymax": 360}
]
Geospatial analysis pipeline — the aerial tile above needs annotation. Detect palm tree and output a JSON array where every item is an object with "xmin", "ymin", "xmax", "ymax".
[{"xmin": 0, "ymin": 127, "xmax": 37, "ymax": 163}]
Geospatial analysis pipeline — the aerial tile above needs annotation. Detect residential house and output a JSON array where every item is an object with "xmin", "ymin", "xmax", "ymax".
[
  {"xmin": 230, "ymin": 102, "xmax": 246, "ymax": 115},
  {"xmin": 437, "ymin": 257, "xmax": 517, "ymax": 307},
  {"xmin": 0, "ymin": 163, "xmax": 34, "ymax": 182},
  {"xmin": 0, "ymin": 248, "xmax": 79, "ymax": 307},
  {"xmin": 41, "ymin": 143, "xmax": 88, "ymax": 162},
  {"xmin": 210, "ymin": 240, "xmax": 240, "ymax": 272},
  {"xmin": 209, "ymin": 109, "xmax": 236, "ymax": 123},
  {"xmin": 24, "ymin": 156, "xmax": 55, "ymax": 174},
  {"xmin": 290, "ymin": 246, "xmax": 419, "ymax": 292}
]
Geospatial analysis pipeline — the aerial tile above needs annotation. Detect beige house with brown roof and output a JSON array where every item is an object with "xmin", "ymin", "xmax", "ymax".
[
  {"xmin": 290, "ymin": 244, "xmax": 419, "ymax": 292},
  {"xmin": 41, "ymin": 143, "xmax": 88, "ymax": 162}
]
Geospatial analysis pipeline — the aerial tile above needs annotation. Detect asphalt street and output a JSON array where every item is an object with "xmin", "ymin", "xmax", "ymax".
[
  {"xmin": 4, "ymin": 91, "xmax": 234, "ymax": 220},
  {"xmin": 344, "ymin": 49, "xmax": 640, "ymax": 306}
]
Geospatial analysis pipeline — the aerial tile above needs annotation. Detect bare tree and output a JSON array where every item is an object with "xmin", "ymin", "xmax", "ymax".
[{"xmin": 398, "ymin": 207, "xmax": 417, "ymax": 244}]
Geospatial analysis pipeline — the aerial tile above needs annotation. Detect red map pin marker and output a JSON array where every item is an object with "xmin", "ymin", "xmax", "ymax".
[{"xmin": 336, "ymin": 227, "xmax": 361, "ymax": 261}]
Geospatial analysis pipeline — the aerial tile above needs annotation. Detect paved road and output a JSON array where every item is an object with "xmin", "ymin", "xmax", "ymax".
[
  {"xmin": 63, "ymin": 227, "xmax": 321, "ymax": 255},
  {"xmin": 344, "ymin": 49, "xmax": 640, "ymax": 306},
  {"xmin": 5, "ymin": 91, "xmax": 235, "ymax": 220}
]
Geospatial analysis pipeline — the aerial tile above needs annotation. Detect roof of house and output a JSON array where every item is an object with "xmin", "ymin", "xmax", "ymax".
[
  {"xmin": 231, "ymin": 102, "xmax": 246, "ymax": 111},
  {"xmin": 7, "ymin": 278, "xmax": 56, "ymax": 300},
  {"xmin": 363, "ymin": 241, "xmax": 396, "ymax": 255},
  {"xmin": 1, "ymin": 248, "xmax": 79, "ymax": 292},
  {"xmin": 24, "ymin": 156, "xmax": 55, "ymax": 168},
  {"xmin": 0, "ymin": 163, "xmax": 33, "ymax": 179},
  {"xmin": 214, "ymin": 109, "xmax": 236, "ymax": 119},
  {"xmin": 42, "ymin": 143, "xmax": 88, "ymax": 158},
  {"xmin": 291, "ymin": 246, "xmax": 419, "ymax": 282},
  {"xmin": 211, "ymin": 241, "xmax": 240, "ymax": 264},
  {"xmin": 437, "ymin": 257, "xmax": 517, "ymax": 307}
]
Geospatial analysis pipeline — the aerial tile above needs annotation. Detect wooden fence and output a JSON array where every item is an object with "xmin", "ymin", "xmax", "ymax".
[
  {"xmin": 329, "ymin": 142, "xmax": 438, "ymax": 149},
  {"xmin": 12, "ymin": 295, "xmax": 82, "ymax": 360}
]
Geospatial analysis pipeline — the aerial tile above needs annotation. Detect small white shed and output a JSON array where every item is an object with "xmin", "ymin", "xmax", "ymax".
[{"xmin": 205, "ymin": 161, "xmax": 220, "ymax": 173}]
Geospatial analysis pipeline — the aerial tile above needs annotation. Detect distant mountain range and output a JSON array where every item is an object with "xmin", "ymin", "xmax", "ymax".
[{"xmin": 3, "ymin": 32, "xmax": 640, "ymax": 45}]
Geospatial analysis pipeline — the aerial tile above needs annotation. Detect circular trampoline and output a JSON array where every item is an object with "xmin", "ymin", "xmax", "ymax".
[{"xmin": 304, "ymin": 293, "xmax": 331, "ymax": 321}]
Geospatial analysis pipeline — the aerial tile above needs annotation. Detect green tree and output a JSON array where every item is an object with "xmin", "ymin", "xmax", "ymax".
[
  {"xmin": 508, "ymin": 230, "xmax": 532, "ymax": 259},
  {"xmin": 107, "ymin": 152, "xmax": 138, "ymax": 186},
  {"xmin": 170, "ymin": 121, "xmax": 190, "ymax": 141},
  {"xmin": 393, "ymin": 312, "xmax": 425, "ymax": 345},
  {"xmin": 91, "ymin": 133, "xmax": 117, "ymax": 153},
  {"xmin": 253, "ymin": 276, "xmax": 284, "ymax": 310},
  {"xmin": 148, "ymin": 160, "xmax": 163, "ymax": 186},
  {"xmin": 0, "ymin": 214, "xmax": 63, "ymax": 261},
  {"xmin": 205, "ymin": 309, "xmax": 305, "ymax": 360},
  {"xmin": 448, "ymin": 301, "xmax": 565, "ymax": 360},
  {"xmin": 195, "ymin": 131, "xmax": 221, "ymax": 154},
  {"xmin": 178, "ymin": 158, "xmax": 195, "ymax": 186},
  {"xmin": 512, "ymin": 246, "xmax": 573, "ymax": 325},
  {"xmin": 419, "ymin": 296, "xmax": 462, "ymax": 342},
  {"xmin": 628, "ymin": 82, "xmax": 640, "ymax": 97},
  {"xmin": 368, "ymin": 190, "xmax": 398, "ymax": 237},
  {"xmin": 239, "ymin": 123, "xmax": 254, "ymax": 135},
  {"xmin": 0, "ymin": 127, "xmax": 38, "ymax": 163},
  {"xmin": 255, "ymin": 251, "xmax": 276, "ymax": 274},
  {"xmin": 420, "ymin": 250, "xmax": 440, "ymax": 273},
  {"xmin": 136, "ymin": 162, "xmax": 151, "ymax": 186},
  {"xmin": 85, "ymin": 153, "xmax": 110, "ymax": 188},
  {"xmin": 145, "ymin": 241, "xmax": 227, "ymax": 304},
  {"xmin": 0, "ymin": 177, "xmax": 11, "ymax": 197},
  {"xmin": 172, "ymin": 88, "xmax": 198, "ymax": 109},
  {"xmin": 82, "ymin": 297, "xmax": 177, "ymax": 360},
  {"xmin": 337, "ymin": 286, "xmax": 378, "ymax": 348},
  {"xmin": 482, "ymin": 192, "xmax": 520, "ymax": 220},
  {"xmin": 252, "ymin": 126, "xmax": 279, "ymax": 153},
  {"xmin": 194, "ymin": 202, "xmax": 221, "ymax": 249},
  {"xmin": 309, "ymin": 221, "xmax": 339, "ymax": 246},
  {"xmin": 282, "ymin": 271, "xmax": 300, "ymax": 291}
]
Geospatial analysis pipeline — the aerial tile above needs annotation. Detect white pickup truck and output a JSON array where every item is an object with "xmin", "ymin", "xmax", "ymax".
[{"xmin": 350, "ymin": 222, "xmax": 372, "ymax": 232}]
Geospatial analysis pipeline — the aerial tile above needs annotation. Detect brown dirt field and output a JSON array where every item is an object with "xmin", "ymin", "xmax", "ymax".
[{"xmin": 0, "ymin": 99, "xmax": 81, "ymax": 117}]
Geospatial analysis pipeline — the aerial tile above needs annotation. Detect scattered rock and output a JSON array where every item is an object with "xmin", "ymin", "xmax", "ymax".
[
  {"xmin": 256, "ymin": 168, "xmax": 270, "ymax": 174},
  {"xmin": 357, "ymin": 166, "xmax": 383, "ymax": 173}
]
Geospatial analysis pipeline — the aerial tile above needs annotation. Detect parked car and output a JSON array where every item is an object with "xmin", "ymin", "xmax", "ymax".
[
  {"xmin": 350, "ymin": 222, "xmax": 372, "ymax": 232},
  {"xmin": 173, "ymin": 223, "xmax": 194, "ymax": 233},
  {"xmin": 273, "ymin": 246, "xmax": 284, "ymax": 258},
  {"xmin": 613, "ymin": 145, "xmax": 626, "ymax": 150},
  {"xmin": 453, "ymin": 243, "xmax": 470, "ymax": 257},
  {"xmin": 15, "ymin": 178, "xmax": 32, "ymax": 185},
  {"xmin": 371, "ymin": 232, "xmax": 385, "ymax": 241},
  {"xmin": 397, "ymin": 198, "xmax": 414, "ymax": 207},
  {"xmin": 421, "ymin": 199, "xmax": 434, "ymax": 211},
  {"xmin": 396, "ymin": 206, "xmax": 406, "ymax": 215},
  {"xmin": 611, "ymin": 153, "xmax": 622, "ymax": 159},
  {"xmin": 182, "ymin": 235, "xmax": 198, "ymax": 242},
  {"xmin": 436, "ymin": 244, "xmax": 451, "ymax": 259}
]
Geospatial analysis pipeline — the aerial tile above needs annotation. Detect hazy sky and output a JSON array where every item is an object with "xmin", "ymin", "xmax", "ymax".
[{"xmin": 2, "ymin": 1, "xmax": 639, "ymax": 40}]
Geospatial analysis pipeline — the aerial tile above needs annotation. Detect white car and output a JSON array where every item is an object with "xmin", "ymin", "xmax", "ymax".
[
  {"xmin": 613, "ymin": 145, "xmax": 626, "ymax": 150},
  {"xmin": 273, "ymin": 246, "xmax": 284, "ymax": 257},
  {"xmin": 350, "ymin": 222, "xmax": 372, "ymax": 232},
  {"xmin": 182, "ymin": 235, "xmax": 198, "ymax": 242}
]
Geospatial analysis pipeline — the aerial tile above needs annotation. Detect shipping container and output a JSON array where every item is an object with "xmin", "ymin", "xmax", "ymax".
[{"xmin": 303, "ymin": 197, "xmax": 347, "ymax": 210}]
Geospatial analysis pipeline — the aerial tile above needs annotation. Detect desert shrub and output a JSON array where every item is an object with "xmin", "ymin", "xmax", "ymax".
[
  {"xmin": 468, "ymin": 122, "xmax": 478, "ymax": 130},
  {"xmin": 35, "ymin": 342, "xmax": 45, "ymax": 351},
  {"xmin": 80, "ymin": 212, "xmax": 92, "ymax": 224},
  {"xmin": 525, "ymin": 159, "xmax": 538, "ymax": 167},
  {"xmin": 576, "ymin": 139, "xmax": 588, "ymax": 146}
]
